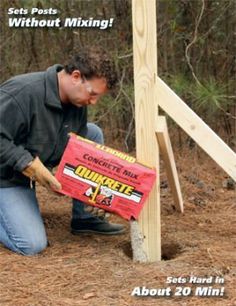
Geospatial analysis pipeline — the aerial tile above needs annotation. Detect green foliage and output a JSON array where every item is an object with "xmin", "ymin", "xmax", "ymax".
[
  {"xmin": 190, "ymin": 79, "xmax": 233, "ymax": 115},
  {"xmin": 163, "ymin": 73, "xmax": 191, "ymax": 100}
]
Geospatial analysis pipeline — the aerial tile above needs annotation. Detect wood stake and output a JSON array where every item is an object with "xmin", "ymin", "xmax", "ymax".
[{"xmin": 156, "ymin": 116, "xmax": 184, "ymax": 213}]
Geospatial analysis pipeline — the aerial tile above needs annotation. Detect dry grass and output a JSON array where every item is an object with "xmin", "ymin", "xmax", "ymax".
[{"xmin": 0, "ymin": 149, "xmax": 235, "ymax": 306}]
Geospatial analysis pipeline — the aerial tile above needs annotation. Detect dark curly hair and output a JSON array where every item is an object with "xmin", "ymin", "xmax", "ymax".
[{"xmin": 64, "ymin": 47, "xmax": 118, "ymax": 90}]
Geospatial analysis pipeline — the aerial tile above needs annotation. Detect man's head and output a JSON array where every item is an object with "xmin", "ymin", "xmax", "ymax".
[{"xmin": 58, "ymin": 47, "xmax": 117, "ymax": 107}]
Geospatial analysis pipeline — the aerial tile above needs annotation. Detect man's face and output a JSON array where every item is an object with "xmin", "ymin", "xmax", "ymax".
[{"xmin": 67, "ymin": 71, "xmax": 108, "ymax": 107}]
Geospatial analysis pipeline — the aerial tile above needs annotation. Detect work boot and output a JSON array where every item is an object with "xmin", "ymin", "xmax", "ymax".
[{"xmin": 71, "ymin": 217, "xmax": 126, "ymax": 235}]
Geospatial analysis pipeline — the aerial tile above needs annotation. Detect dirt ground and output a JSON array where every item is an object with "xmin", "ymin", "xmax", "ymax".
[{"xmin": 0, "ymin": 148, "xmax": 235, "ymax": 306}]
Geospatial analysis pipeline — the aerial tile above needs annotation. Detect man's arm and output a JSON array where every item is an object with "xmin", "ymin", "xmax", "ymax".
[
  {"xmin": 0, "ymin": 90, "xmax": 61, "ymax": 190},
  {"xmin": 0, "ymin": 90, "xmax": 34, "ymax": 172}
]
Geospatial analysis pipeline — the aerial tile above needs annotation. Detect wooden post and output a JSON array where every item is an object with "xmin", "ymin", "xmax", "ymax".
[{"xmin": 132, "ymin": 0, "xmax": 161, "ymax": 261}]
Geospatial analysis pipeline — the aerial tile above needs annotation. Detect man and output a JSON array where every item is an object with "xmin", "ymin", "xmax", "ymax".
[{"xmin": 0, "ymin": 48, "xmax": 125, "ymax": 256}]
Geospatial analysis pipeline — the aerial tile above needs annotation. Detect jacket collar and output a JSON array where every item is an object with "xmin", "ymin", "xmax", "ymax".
[{"xmin": 45, "ymin": 64, "xmax": 64, "ymax": 109}]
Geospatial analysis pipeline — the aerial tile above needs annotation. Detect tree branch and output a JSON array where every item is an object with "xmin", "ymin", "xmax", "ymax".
[{"xmin": 185, "ymin": 0, "xmax": 205, "ymax": 86}]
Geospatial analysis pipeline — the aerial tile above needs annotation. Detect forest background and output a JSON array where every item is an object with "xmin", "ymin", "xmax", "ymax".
[
  {"xmin": 0, "ymin": 0, "xmax": 235, "ymax": 153},
  {"xmin": 0, "ymin": 2, "xmax": 236, "ymax": 305}
]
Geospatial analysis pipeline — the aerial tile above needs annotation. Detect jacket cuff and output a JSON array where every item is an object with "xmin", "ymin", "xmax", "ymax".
[{"xmin": 14, "ymin": 152, "xmax": 34, "ymax": 172}]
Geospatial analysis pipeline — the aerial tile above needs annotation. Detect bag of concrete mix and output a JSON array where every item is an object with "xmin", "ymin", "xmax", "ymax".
[{"xmin": 55, "ymin": 134, "xmax": 156, "ymax": 220}]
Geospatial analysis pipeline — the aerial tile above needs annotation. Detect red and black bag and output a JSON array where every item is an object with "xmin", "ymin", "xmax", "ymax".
[{"xmin": 55, "ymin": 134, "xmax": 156, "ymax": 220}]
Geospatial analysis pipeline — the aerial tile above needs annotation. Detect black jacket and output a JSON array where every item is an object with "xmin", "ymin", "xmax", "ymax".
[{"xmin": 0, "ymin": 65, "xmax": 87, "ymax": 187}]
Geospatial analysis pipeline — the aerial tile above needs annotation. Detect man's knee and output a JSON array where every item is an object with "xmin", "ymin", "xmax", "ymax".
[
  {"xmin": 86, "ymin": 123, "xmax": 104, "ymax": 144},
  {"xmin": 15, "ymin": 235, "xmax": 48, "ymax": 256}
]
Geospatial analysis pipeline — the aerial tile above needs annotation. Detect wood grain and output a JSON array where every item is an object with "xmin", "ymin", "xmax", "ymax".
[{"xmin": 132, "ymin": 0, "xmax": 161, "ymax": 262}]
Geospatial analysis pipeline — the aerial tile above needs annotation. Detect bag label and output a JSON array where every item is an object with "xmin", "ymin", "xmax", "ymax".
[{"xmin": 55, "ymin": 134, "xmax": 156, "ymax": 220}]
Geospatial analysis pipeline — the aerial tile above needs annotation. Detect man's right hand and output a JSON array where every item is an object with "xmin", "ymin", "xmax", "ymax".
[{"xmin": 22, "ymin": 157, "xmax": 61, "ymax": 191}]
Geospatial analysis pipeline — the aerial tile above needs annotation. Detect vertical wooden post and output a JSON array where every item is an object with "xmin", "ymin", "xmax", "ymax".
[{"xmin": 132, "ymin": 0, "xmax": 161, "ymax": 261}]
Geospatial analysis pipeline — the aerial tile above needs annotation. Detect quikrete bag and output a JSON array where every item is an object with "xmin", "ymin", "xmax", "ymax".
[{"xmin": 55, "ymin": 134, "xmax": 156, "ymax": 220}]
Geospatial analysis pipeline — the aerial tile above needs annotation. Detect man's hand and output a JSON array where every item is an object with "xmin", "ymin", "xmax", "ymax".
[
  {"xmin": 84, "ymin": 205, "xmax": 110, "ymax": 219},
  {"xmin": 22, "ymin": 157, "xmax": 61, "ymax": 191}
]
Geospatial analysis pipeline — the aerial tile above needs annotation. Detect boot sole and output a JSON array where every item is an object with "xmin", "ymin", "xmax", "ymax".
[{"xmin": 71, "ymin": 228, "xmax": 126, "ymax": 235}]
